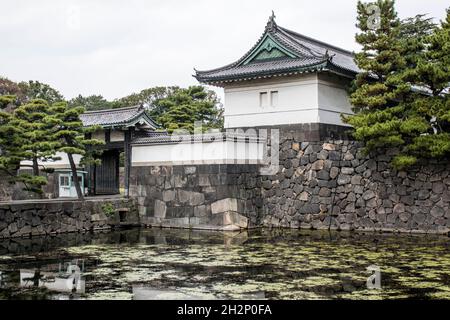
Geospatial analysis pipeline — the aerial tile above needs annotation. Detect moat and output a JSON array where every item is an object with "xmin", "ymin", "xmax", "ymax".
[{"xmin": 0, "ymin": 228, "xmax": 448, "ymax": 300}]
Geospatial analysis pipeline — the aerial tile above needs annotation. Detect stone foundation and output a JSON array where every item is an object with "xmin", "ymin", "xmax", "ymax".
[
  {"xmin": 130, "ymin": 164, "xmax": 262, "ymax": 231},
  {"xmin": 130, "ymin": 125, "xmax": 449, "ymax": 235},
  {"xmin": 261, "ymin": 132, "xmax": 450, "ymax": 234},
  {"xmin": 2, "ymin": 126, "xmax": 449, "ymax": 235},
  {"xmin": 0, "ymin": 197, "xmax": 138, "ymax": 239}
]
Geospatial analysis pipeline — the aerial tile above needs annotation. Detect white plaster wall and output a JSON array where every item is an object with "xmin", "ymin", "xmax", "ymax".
[
  {"xmin": 223, "ymin": 74, "xmax": 319, "ymax": 128},
  {"xmin": 317, "ymin": 73, "xmax": 353, "ymax": 126},
  {"xmin": 132, "ymin": 140, "xmax": 264, "ymax": 166},
  {"xmin": 20, "ymin": 152, "xmax": 82, "ymax": 169},
  {"xmin": 223, "ymin": 73, "xmax": 353, "ymax": 128}
]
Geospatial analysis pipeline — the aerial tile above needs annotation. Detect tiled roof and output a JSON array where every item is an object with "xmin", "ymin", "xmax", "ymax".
[
  {"xmin": 278, "ymin": 27, "xmax": 359, "ymax": 74},
  {"xmin": 80, "ymin": 105, "xmax": 159, "ymax": 129},
  {"xmin": 132, "ymin": 130, "xmax": 170, "ymax": 143},
  {"xmin": 132, "ymin": 131, "xmax": 261, "ymax": 145},
  {"xmin": 195, "ymin": 16, "xmax": 359, "ymax": 85}
]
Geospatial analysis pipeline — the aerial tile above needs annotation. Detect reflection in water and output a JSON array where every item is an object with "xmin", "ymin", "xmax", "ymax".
[
  {"xmin": 132, "ymin": 285, "xmax": 265, "ymax": 300},
  {"xmin": 132, "ymin": 286, "xmax": 208, "ymax": 300},
  {"xmin": 0, "ymin": 228, "xmax": 448, "ymax": 300},
  {"xmin": 20, "ymin": 260, "xmax": 85, "ymax": 294}
]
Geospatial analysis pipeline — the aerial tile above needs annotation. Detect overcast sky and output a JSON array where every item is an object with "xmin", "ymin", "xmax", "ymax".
[{"xmin": 1, "ymin": 0, "xmax": 448, "ymax": 101}]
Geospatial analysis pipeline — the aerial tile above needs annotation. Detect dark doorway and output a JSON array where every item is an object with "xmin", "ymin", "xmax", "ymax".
[{"xmin": 95, "ymin": 150, "xmax": 120, "ymax": 195}]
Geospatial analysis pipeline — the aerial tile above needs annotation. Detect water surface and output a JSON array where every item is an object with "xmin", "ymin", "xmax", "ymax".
[{"xmin": 0, "ymin": 228, "xmax": 448, "ymax": 300}]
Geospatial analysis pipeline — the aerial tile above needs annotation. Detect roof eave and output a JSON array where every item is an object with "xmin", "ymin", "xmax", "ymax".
[
  {"xmin": 81, "ymin": 110, "xmax": 161, "ymax": 130},
  {"xmin": 324, "ymin": 61, "xmax": 359, "ymax": 79},
  {"xmin": 195, "ymin": 61, "xmax": 357, "ymax": 85}
]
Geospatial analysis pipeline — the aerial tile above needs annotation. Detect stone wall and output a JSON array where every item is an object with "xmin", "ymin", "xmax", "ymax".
[
  {"xmin": 0, "ymin": 198, "xmax": 138, "ymax": 239},
  {"xmin": 130, "ymin": 125, "xmax": 449, "ymax": 235},
  {"xmin": 0, "ymin": 174, "xmax": 14, "ymax": 202},
  {"xmin": 0, "ymin": 229, "xmax": 141, "ymax": 256},
  {"xmin": 130, "ymin": 164, "xmax": 262, "ymax": 231},
  {"xmin": 0, "ymin": 171, "xmax": 57, "ymax": 201},
  {"xmin": 260, "ymin": 126, "xmax": 450, "ymax": 234}
]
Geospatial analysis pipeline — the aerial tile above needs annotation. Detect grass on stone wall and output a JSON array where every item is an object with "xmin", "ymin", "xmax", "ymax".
[{"xmin": 101, "ymin": 203, "xmax": 116, "ymax": 217}]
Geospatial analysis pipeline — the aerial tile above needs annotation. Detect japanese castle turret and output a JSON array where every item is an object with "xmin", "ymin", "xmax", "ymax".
[{"xmin": 195, "ymin": 13, "xmax": 358, "ymax": 131}]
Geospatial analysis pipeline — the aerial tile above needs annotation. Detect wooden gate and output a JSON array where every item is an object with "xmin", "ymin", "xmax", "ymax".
[{"xmin": 95, "ymin": 150, "xmax": 120, "ymax": 195}]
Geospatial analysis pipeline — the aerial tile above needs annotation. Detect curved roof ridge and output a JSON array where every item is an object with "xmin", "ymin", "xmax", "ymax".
[
  {"xmin": 82, "ymin": 105, "xmax": 143, "ymax": 114},
  {"xmin": 278, "ymin": 26, "xmax": 354, "ymax": 56},
  {"xmin": 274, "ymin": 27, "xmax": 327, "ymax": 59},
  {"xmin": 195, "ymin": 29, "xmax": 269, "ymax": 75},
  {"xmin": 80, "ymin": 104, "xmax": 159, "ymax": 129}
]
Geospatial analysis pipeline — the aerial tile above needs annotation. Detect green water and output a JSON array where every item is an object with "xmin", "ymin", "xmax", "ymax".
[{"xmin": 0, "ymin": 228, "xmax": 448, "ymax": 300}]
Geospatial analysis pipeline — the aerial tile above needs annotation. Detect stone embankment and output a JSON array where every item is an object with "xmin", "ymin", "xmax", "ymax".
[{"xmin": 0, "ymin": 197, "xmax": 138, "ymax": 239}]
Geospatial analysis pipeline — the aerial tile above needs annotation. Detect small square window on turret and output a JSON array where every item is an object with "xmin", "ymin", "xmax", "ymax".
[
  {"xmin": 270, "ymin": 91, "xmax": 278, "ymax": 107},
  {"xmin": 259, "ymin": 92, "xmax": 268, "ymax": 108}
]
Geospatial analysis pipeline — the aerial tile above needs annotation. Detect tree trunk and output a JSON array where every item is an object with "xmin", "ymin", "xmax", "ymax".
[
  {"xmin": 32, "ymin": 157, "xmax": 39, "ymax": 176},
  {"xmin": 67, "ymin": 153, "xmax": 84, "ymax": 201}
]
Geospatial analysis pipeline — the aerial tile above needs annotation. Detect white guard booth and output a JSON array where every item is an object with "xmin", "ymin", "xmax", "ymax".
[{"xmin": 57, "ymin": 170, "xmax": 87, "ymax": 198}]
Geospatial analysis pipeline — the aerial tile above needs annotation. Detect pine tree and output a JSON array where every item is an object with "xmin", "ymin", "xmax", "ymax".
[
  {"xmin": 157, "ymin": 86, "xmax": 223, "ymax": 133},
  {"xmin": 0, "ymin": 79, "xmax": 64, "ymax": 193},
  {"xmin": 116, "ymin": 86, "xmax": 179, "ymax": 112},
  {"xmin": 68, "ymin": 94, "xmax": 114, "ymax": 111},
  {"xmin": 19, "ymin": 80, "xmax": 65, "ymax": 104},
  {"xmin": 0, "ymin": 77, "xmax": 27, "ymax": 106},
  {"xmin": 0, "ymin": 95, "xmax": 23, "ymax": 180},
  {"xmin": 392, "ymin": 9, "xmax": 450, "ymax": 167},
  {"xmin": 343, "ymin": 2, "xmax": 450, "ymax": 169},
  {"xmin": 343, "ymin": 0, "xmax": 409, "ymax": 154},
  {"xmin": 48, "ymin": 102, "xmax": 104, "ymax": 200},
  {"xmin": 398, "ymin": 15, "xmax": 437, "ymax": 70},
  {"xmin": 9, "ymin": 99, "xmax": 60, "ymax": 193},
  {"xmin": 13, "ymin": 99, "xmax": 60, "ymax": 174}
]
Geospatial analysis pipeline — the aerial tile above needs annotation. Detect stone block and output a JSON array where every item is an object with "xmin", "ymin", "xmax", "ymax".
[
  {"xmin": 430, "ymin": 206, "xmax": 444, "ymax": 218},
  {"xmin": 317, "ymin": 150, "xmax": 329, "ymax": 160},
  {"xmin": 322, "ymin": 143, "xmax": 336, "ymax": 151},
  {"xmin": 223, "ymin": 212, "xmax": 248, "ymax": 229},
  {"xmin": 412, "ymin": 213, "xmax": 426, "ymax": 224},
  {"xmin": 341, "ymin": 167, "xmax": 354, "ymax": 175},
  {"xmin": 432, "ymin": 182, "xmax": 445, "ymax": 194},
  {"xmin": 284, "ymin": 168, "xmax": 294, "ymax": 178},
  {"xmin": 154, "ymin": 200, "xmax": 167, "ymax": 219},
  {"xmin": 198, "ymin": 175, "xmax": 211, "ymax": 187},
  {"xmin": 0, "ymin": 228, "xmax": 10, "ymax": 238},
  {"xmin": 393, "ymin": 203, "xmax": 405, "ymax": 214},
  {"xmin": 319, "ymin": 188, "xmax": 331, "ymax": 197},
  {"xmin": 337, "ymin": 174, "xmax": 351, "ymax": 185},
  {"xmin": 177, "ymin": 190, "xmax": 190, "ymax": 203},
  {"xmin": 162, "ymin": 190, "xmax": 176, "ymax": 202},
  {"xmin": 330, "ymin": 167, "xmax": 339, "ymax": 179},
  {"xmin": 189, "ymin": 192, "xmax": 205, "ymax": 206},
  {"xmin": 328, "ymin": 151, "xmax": 341, "ymax": 161},
  {"xmin": 298, "ymin": 191, "xmax": 309, "ymax": 202},
  {"xmin": 8, "ymin": 222, "xmax": 18, "ymax": 234},
  {"xmin": 362, "ymin": 190, "xmax": 376, "ymax": 201},
  {"xmin": 317, "ymin": 170, "xmax": 330, "ymax": 180},
  {"xmin": 262, "ymin": 180, "xmax": 272, "ymax": 190},
  {"xmin": 211, "ymin": 198, "xmax": 238, "ymax": 214},
  {"xmin": 194, "ymin": 205, "xmax": 208, "ymax": 217}
]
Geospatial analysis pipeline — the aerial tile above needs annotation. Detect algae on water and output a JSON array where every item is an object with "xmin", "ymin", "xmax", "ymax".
[{"xmin": 0, "ymin": 228, "xmax": 448, "ymax": 300}]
